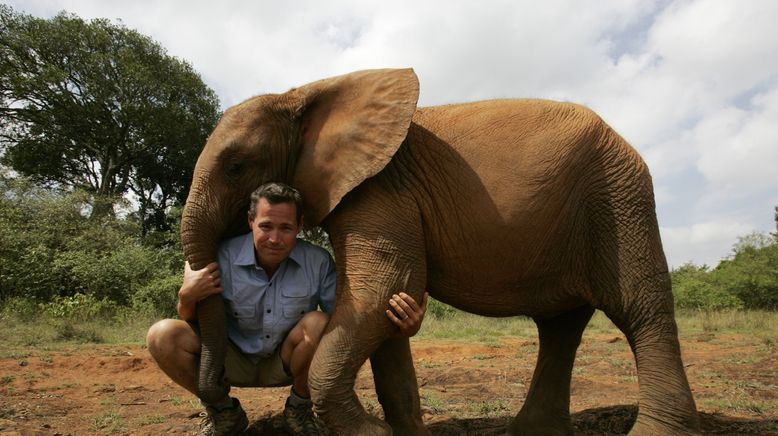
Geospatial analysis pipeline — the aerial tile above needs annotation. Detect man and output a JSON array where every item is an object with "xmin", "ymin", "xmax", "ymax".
[{"xmin": 147, "ymin": 182, "xmax": 428, "ymax": 436}]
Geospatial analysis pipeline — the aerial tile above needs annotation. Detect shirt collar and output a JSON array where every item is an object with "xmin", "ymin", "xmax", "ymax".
[
  {"xmin": 234, "ymin": 234, "xmax": 256, "ymax": 266},
  {"xmin": 234, "ymin": 233, "xmax": 304, "ymax": 268}
]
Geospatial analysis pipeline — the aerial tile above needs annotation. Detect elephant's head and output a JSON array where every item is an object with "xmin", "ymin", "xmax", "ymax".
[{"xmin": 181, "ymin": 68, "xmax": 420, "ymax": 269}]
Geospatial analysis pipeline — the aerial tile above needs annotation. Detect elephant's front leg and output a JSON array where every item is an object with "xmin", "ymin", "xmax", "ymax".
[
  {"xmin": 309, "ymin": 288, "xmax": 428, "ymax": 435},
  {"xmin": 308, "ymin": 304, "xmax": 391, "ymax": 435},
  {"xmin": 309, "ymin": 187, "xmax": 428, "ymax": 435},
  {"xmin": 371, "ymin": 337, "xmax": 428, "ymax": 435}
]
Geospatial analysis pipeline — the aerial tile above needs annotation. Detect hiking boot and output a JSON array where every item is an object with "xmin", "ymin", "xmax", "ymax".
[
  {"xmin": 283, "ymin": 397, "xmax": 328, "ymax": 435},
  {"xmin": 197, "ymin": 398, "xmax": 248, "ymax": 436}
]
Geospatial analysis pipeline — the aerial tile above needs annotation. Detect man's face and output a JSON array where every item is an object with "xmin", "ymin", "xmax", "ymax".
[{"xmin": 248, "ymin": 198, "xmax": 302, "ymax": 273}]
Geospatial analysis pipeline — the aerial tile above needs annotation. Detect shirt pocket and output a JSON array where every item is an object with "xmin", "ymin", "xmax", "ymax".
[
  {"xmin": 280, "ymin": 283, "xmax": 312, "ymax": 320},
  {"xmin": 281, "ymin": 284, "xmax": 311, "ymax": 299},
  {"xmin": 282, "ymin": 303, "xmax": 309, "ymax": 319},
  {"xmin": 230, "ymin": 304, "xmax": 258, "ymax": 332}
]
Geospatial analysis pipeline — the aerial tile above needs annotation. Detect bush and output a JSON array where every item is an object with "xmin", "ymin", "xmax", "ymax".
[
  {"xmin": 0, "ymin": 174, "xmax": 183, "ymax": 311},
  {"xmin": 0, "ymin": 296, "xmax": 39, "ymax": 322},
  {"xmin": 714, "ymin": 233, "xmax": 778, "ymax": 310},
  {"xmin": 131, "ymin": 273, "xmax": 181, "ymax": 317},
  {"xmin": 671, "ymin": 228, "xmax": 778, "ymax": 311},
  {"xmin": 427, "ymin": 297, "xmax": 460, "ymax": 319},
  {"xmin": 40, "ymin": 293, "xmax": 119, "ymax": 322},
  {"xmin": 672, "ymin": 263, "xmax": 743, "ymax": 310}
]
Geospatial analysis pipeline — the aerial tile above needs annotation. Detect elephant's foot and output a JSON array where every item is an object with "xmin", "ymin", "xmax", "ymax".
[
  {"xmin": 385, "ymin": 415, "xmax": 428, "ymax": 436},
  {"xmin": 628, "ymin": 408, "xmax": 701, "ymax": 436},
  {"xmin": 335, "ymin": 414, "xmax": 392, "ymax": 436},
  {"xmin": 508, "ymin": 407, "xmax": 572, "ymax": 436},
  {"xmin": 315, "ymin": 395, "xmax": 391, "ymax": 436}
]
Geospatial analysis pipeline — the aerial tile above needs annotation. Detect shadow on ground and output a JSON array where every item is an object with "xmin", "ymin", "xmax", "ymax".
[{"xmin": 244, "ymin": 405, "xmax": 778, "ymax": 435}]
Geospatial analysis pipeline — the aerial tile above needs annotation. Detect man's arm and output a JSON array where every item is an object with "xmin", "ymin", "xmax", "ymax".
[
  {"xmin": 386, "ymin": 292, "xmax": 429, "ymax": 337},
  {"xmin": 177, "ymin": 261, "xmax": 223, "ymax": 321}
]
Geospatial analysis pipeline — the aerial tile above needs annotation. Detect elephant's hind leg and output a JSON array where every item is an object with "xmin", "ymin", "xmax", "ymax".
[
  {"xmin": 508, "ymin": 304, "xmax": 594, "ymax": 436},
  {"xmin": 588, "ymin": 160, "xmax": 701, "ymax": 435},
  {"xmin": 600, "ymin": 272, "xmax": 701, "ymax": 435}
]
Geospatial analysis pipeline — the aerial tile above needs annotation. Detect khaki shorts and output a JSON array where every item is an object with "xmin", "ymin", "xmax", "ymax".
[
  {"xmin": 224, "ymin": 340, "xmax": 293, "ymax": 388},
  {"xmin": 189, "ymin": 322, "xmax": 292, "ymax": 388}
]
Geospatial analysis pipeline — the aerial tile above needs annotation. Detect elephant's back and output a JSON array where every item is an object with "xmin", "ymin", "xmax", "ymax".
[
  {"xmin": 410, "ymin": 99, "xmax": 608, "ymax": 191},
  {"xmin": 413, "ymin": 98, "xmax": 604, "ymax": 147},
  {"xmin": 407, "ymin": 99, "xmax": 609, "ymax": 226}
]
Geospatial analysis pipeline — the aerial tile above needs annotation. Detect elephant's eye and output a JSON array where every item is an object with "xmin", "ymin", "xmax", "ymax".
[{"xmin": 225, "ymin": 161, "xmax": 243, "ymax": 177}]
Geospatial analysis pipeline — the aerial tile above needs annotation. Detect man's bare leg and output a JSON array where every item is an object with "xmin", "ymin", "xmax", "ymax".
[{"xmin": 146, "ymin": 319, "xmax": 202, "ymax": 395}]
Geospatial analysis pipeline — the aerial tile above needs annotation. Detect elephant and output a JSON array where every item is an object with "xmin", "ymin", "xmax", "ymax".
[{"xmin": 181, "ymin": 68, "xmax": 700, "ymax": 435}]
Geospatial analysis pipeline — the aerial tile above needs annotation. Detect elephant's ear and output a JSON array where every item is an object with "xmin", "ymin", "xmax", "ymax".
[{"xmin": 288, "ymin": 68, "xmax": 419, "ymax": 226}]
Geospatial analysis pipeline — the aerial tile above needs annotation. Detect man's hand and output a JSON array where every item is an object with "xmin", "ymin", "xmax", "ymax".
[
  {"xmin": 177, "ymin": 261, "xmax": 223, "ymax": 320},
  {"xmin": 385, "ymin": 292, "xmax": 429, "ymax": 337}
]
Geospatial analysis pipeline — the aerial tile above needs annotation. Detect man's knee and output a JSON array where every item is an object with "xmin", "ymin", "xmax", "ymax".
[
  {"xmin": 300, "ymin": 311, "xmax": 329, "ymax": 343},
  {"xmin": 146, "ymin": 319, "xmax": 196, "ymax": 358}
]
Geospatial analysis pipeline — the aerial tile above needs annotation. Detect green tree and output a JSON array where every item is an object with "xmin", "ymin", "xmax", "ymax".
[
  {"xmin": 671, "ymin": 263, "xmax": 743, "ymax": 310},
  {"xmin": 0, "ymin": 6, "xmax": 219, "ymax": 232},
  {"xmin": 713, "ymin": 231, "xmax": 778, "ymax": 310}
]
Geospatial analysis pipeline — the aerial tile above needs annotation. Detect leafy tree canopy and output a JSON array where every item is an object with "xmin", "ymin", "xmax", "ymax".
[
  {"xmin": 0, "ymin": 5, "xmax": 220, "ymax": 232},
  {"xmin": 672, "ymin": 208, "xmax": 778, "ymax": 311}
]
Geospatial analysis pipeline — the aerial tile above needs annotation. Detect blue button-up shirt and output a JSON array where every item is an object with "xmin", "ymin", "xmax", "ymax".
[{"xmin": 217, "ymin": 233, "xmax": 337, "ymax": 358}]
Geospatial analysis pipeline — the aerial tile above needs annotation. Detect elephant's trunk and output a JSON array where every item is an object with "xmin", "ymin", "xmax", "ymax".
[{"xmin": 181, "ymin": 192, "xmax": 230, "ymax": 405}]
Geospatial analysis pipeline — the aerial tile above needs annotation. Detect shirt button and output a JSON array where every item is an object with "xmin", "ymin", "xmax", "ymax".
[
  {"xmin": 266, "ymin": 335, "xmax": 270, "ymax": 338},
  {"xmin": 266, "ymin": 309, "xmax": 271, "ymax": 313}
]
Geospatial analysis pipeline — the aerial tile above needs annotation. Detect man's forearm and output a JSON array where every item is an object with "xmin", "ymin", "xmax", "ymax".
[
  {"xmin": 177, "ymin": 299, "xmax": 196, "ymax": 321},
  {"xmin": 177, "ymin": 291, "xmax": 197, "ymax": 321}
]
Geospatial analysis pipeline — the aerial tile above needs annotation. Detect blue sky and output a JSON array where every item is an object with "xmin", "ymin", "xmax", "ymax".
[{"xmin": 5, "ymin": 0, "xmax": 778, "ymax": 268}]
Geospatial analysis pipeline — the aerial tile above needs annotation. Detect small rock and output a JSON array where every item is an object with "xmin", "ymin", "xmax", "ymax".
[{"xmin": 95, "ymin": 384, "xmax": 116, "ymax": 393}]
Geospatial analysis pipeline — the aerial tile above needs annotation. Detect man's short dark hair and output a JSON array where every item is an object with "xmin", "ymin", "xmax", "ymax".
[{"xmin": 249, "ymin": 182, "xmax": 303, "ymax": 223}]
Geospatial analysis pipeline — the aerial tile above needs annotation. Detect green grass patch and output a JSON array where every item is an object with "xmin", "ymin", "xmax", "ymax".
[
  {"xmin": 420, "ymin": 390, "xmax": 447, "ymax": 414},
  {"xmin": 701, "ymin": 396, "xmax": 771, "ymax": 415},
  {"xmin": 415, "ymin": 312, "xmax": 536, "ymax": 341},
  {"xmin": 137, "ymin": 415, "xmax": 166, "ymax": 426},
  {"xmin": 675, "ymin": 309, "xmax": 778, "ymax": 336},
  {"xmin": 90, "ymin": 410, "xmax": 124, "ymax": 432},
  {"xmin": 417, "ymin": 307, "xmax": 778, "ymax": 344},
  {"xmin": 0, "ymin": 307, "xmax": 161, "ymax": 354}
]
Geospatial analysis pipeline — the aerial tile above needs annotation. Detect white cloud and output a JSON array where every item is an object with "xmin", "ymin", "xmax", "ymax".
[
  {"xmin": 661, "ymin": 219, "xmax": 754, "ymax": 267},
  {"xmin": 695, "ymin": 89, "xmax": 778, "ymax": 197},
  {"xmin": 648, "ymin": 0, "xmax": 778, "ymax": 100},
  {"xmin": 3, "ymin": 0, "xmax": 778, "ymax": 268}
]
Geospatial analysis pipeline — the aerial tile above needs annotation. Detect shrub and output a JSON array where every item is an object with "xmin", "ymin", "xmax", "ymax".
[
  {"xmin": 131, "ymin": 273, "xmax": 181, "ymax": 317},
  {"xmin": 427, "ymin": 297, "xmax": 460, "ymax": 319},
  {"xmin": 40, "ymin": 293, "xmax": 119, "ymax": 322},
  {"xmin": 0, "ymin": 296, "xmax": 39, "ymax": 322},
  {"xmin": 672, "ymin": 263, "xmax": 743, "ymax": 310},
  {"xmin": 713, "ymin": 233, "xmax": 778, "ymax": 310},
  {"xmin": 0, "ymin": 174, "xmax": 183, "ymax": 310}
]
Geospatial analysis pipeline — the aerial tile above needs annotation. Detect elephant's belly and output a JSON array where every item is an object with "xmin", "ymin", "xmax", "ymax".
[{"xmin": 425, "ymin": 254, "xmax": 589, "ymax": 319}]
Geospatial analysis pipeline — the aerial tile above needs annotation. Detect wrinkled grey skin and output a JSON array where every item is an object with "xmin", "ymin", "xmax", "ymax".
[{"xmin": 181, "ymin": 68, "xmax": 700, "ymax": 435}]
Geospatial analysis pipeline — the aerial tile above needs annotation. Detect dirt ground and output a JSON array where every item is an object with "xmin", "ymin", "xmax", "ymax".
[{"xmin": 1, "ymin": 332, "xmax": 776, "ymax": 435}]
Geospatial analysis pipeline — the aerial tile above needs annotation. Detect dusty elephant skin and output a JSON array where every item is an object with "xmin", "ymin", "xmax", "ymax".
[{"xmin": 181, "ymin": 68, "xmax": 700, "ymax": 435}]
